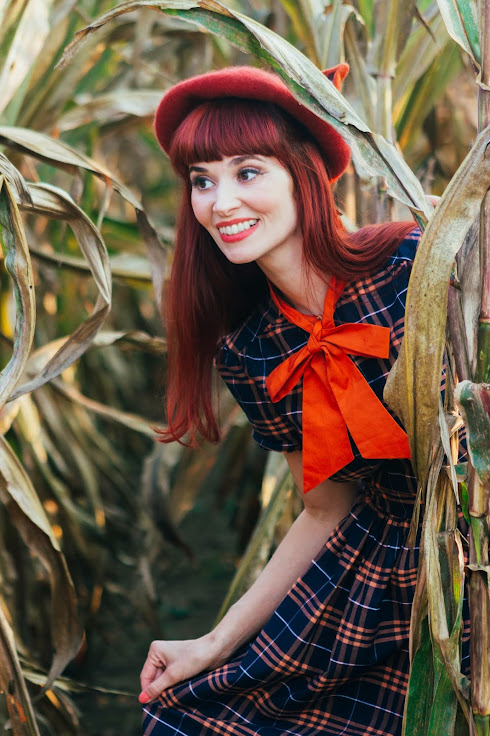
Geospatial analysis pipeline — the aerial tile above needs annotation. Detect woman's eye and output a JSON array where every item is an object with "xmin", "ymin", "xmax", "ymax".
[
  {"xmin": 238, "ymin": 168, "xmax": 261, "ymax": 182},
  {"xmin": 191, "ymin": 176, "xmax": 213, "ymax": 190}
]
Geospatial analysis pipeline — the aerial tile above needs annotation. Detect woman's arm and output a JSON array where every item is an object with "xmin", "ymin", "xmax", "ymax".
[{"xmin": 139, "ymin": 451, "xmax": 358, "ymax": 703}]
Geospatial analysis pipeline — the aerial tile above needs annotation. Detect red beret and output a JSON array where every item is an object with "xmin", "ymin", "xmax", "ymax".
[{"xmin": 154, "ymin": 64, "xmax": 350, "ymax": 182}]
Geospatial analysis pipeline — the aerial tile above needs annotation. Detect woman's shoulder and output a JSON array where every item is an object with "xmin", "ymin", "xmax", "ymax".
[
  {"xmin": 334, "ymin": 226, "xmax": 421, "ymax": 329},
  {"xmin": 385, "ymin": 226, "xmax": 421, "ymax": 266},
  {"xmin": 216, "ymin": 296, "xmax": 302, "ymax": 363},
  {"xmin": 341, "ymin": 226, "xmax": 421, "ymax": 298},
  {"xmin": 217, "ymin": 297, "xmax": 277, "ymax": 356}
]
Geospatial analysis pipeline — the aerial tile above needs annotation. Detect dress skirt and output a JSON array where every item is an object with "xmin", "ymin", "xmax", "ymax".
[{"xmin": 142, "ymin": 460, "xmax": 468, "ymax": 736}]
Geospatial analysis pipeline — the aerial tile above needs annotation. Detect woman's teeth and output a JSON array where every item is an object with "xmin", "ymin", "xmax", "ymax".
[{"xmin": 218, "ymin": 219, "xmax": 258, "ymax": 235}]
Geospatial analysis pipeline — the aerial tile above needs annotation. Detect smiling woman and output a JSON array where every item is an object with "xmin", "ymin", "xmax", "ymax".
[
  {"xmin": 138, "ymin": 65, "xmax": 469, "ymax": 736},
  {"xmin": 189, "ymin": 155, "xmax": 301, "ymax": 271}
]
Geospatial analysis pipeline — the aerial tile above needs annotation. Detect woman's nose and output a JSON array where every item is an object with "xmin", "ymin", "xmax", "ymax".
[{"xmin": 212, "ymin": 184, "xmax": 240, "ymax": 215}]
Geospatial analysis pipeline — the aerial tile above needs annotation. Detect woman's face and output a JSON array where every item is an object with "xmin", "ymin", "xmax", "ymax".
[{"xmin": 189, "ymin": 155, "xmax": 302, "ymax": 271}]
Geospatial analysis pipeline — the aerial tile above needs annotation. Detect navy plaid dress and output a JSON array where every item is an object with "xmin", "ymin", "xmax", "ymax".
[{"xmin": 142, "ymin": 230, "xmax": 469, "ymax": 736}]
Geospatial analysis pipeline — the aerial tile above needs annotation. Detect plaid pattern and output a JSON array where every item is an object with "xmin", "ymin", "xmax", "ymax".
[{"xmin": 143, "ymin": 231, "xmax": 470, "ymax": 736}]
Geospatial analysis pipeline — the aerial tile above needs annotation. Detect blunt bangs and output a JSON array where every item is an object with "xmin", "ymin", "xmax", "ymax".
[{"xmin": 169, "ymin": 99, "xmax": 305, "ymax": 175}]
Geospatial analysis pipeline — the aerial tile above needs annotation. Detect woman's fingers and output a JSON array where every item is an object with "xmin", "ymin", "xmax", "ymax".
[
  {"xmin": 140, "ymin": 661, "xmax": 164, "ymax": 692},
  {"xmin": 140, "ymin": 641, "xmax": 168, "ymax": 692},
  {"xmin": 139, "ymin": 669, "xmax": 175, "ymax": 703},
  {"xmin": 138, "ymin": 635, "xmax": 222, "ymax": 704},
  {"xmin": 139, "ymin": 640, "xmax": 192, "ymax": 703},
  {"xmin": 427, "ymin": 194, "xmax": 440, "ymax": 207}
]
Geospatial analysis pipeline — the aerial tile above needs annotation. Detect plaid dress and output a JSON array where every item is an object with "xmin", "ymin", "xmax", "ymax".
[{"xmin": 142, "ymin": 230, "xmax": 469, "ymax": 736}]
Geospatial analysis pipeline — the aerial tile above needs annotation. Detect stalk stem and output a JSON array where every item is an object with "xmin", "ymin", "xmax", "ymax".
[
  {"xmin": 478, "ymin": 0, "xmax": 490, "ymax": 332},
  {"xmin": 376, "ymin": 73, "xmax": 394, "ymax": 222},
  {"xmin": 469, "ymin": 0, "xmax": 490, "ymax": 724}
]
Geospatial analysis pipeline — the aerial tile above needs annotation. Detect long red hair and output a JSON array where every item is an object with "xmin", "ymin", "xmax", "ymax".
[{"xmin": 157, "ymin": 99, "xmax": 414, "ymax": 445}]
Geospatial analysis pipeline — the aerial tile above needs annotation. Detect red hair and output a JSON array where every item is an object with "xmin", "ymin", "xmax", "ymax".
[{"xmin": 157, "ymin": 99, "xmax": 415, "ymax": 445}]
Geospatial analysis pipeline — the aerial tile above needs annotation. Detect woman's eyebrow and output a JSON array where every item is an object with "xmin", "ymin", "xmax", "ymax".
[
  {"xmin": 230, "ymin": 155, "xmax": 262, "ymax": 165},
  {"xmin": 189, "ymin": 156, "xmax": 262, "ymax": 174}
]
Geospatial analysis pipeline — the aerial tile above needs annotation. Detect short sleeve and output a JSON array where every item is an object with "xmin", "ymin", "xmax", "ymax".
[{"xmin": 215, "ymin": 340, "xmax": 302, "ymax": 453}]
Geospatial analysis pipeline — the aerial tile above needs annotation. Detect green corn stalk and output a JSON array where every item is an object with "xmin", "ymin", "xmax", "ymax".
[{"xmin": 367, "ymin": 0, "xmax": 415, "ymax": 222}]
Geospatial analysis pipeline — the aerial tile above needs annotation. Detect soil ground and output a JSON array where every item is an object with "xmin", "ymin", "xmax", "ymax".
[{"xmin": 71, "ymin": 480, "xmax": 240, "ymax": 736}]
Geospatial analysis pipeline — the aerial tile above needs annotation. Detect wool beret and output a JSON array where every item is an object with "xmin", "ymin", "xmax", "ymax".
[{"xmin": 154, "ymin": 64, "xmax": 350, "ymax": 182}]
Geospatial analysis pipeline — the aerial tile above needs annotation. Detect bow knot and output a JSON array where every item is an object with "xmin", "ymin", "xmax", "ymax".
[
  {"xmin": 266, "ymin": 278, "xmax": 410, "ymax": 493},
  {"xmin": 307, "ymin": 320, "xmax": 325, "ymax": 355}
]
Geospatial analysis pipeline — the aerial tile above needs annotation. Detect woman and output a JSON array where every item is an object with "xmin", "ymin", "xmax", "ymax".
[{"xmin": 140, "ymin": 64, "xmax": 468, "ymax": 736}]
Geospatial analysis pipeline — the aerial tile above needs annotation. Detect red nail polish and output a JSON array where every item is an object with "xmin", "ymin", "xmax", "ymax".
[{"xmin": 139, "ymin": 692, "xmax": 150, "ymax": 704}]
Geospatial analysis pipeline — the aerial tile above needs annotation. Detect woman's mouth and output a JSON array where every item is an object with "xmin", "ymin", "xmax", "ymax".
[{"xmin": 217, "ymin": 219, "xmax": 259, "ymax": 242}]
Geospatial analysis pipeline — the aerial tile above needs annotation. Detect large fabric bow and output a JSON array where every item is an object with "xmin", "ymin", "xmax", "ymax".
[{"xmin": 266, "ymin": 277, "xmax": 410, "ymax": 492}]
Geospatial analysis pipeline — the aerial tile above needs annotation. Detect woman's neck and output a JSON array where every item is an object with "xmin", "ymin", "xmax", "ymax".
[{"xmin": 260, "ymin": 261, "xmax": 330, "ymax": 317}]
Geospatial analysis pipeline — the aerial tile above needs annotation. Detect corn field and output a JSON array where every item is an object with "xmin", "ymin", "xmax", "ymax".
[{"xmin": 0, "ymin": 0, "xmax": 488, "ymax": 734}]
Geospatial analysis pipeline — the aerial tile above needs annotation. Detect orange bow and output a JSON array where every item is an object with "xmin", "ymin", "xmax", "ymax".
[{"xmin": 266, "ymin": 277, "xmax": 410, "ymax": 492}]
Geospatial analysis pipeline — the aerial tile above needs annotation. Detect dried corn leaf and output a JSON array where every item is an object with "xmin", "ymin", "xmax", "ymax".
[
  {"xmin": 415, "ymin": 458, "xmax": 469, "ymax": 728},
  {"xmin": 321, "ymin": 3, "xmax": 365, "ymax": 72},
  {"xmin": 0, "ymin": 0, "xmax": 55, "ymax": 116},
  {"xmin": 0, "ymin": 126, "xmax": 137, "ymax": 205},
  {"xmin": 368, "ymin": 0, "xmax": 415, "ymax": 77},
  {"xmin": 277, "ymin": 0, "xmax": 321, "ymax": 67},
  {"xmin": 0, "ymin": 153, "xmax": 32, "ymax": 203},
  {"xmin": 0, "ymin": 604, "xmax": 41, "ymax": 736},
  {"xmin": 455, "ymin": 220, "xmax": 480, "ymax": 377},
  {"xmin": 57, "ymin": 90, "xmax": 165, "ymax": 131},
  {"xmin": 7, "ymin": 182, "xmax": 111, "ymax": 401},
  {"xmin": 29, "ymin": 244, "xmax": 154, "ymax": 284},
  {"xmin": 91, "ymin": 330, "xmax": 166, "ymax": 355},
  {"xmin": 0, "ymin": 397, "xmax": 21, "ymax": 435},
  {"xmin": 17, "ymin": 394, "xmax": 97, "ymax": 556},
  {"xmin": 0, "ymin": 0, "xmax": 26, "ymax": 46},
  {"xmin": 22, "ymin": 667, "xmax": 135, "ymax": 697},
  {"xmin": 436, "ymin": 0, "xmax": 480, "ymax": 67},
  {"xmin": 395, "ymin": 40, "xmax": 462, "ymax": 153},
  {"xmin": 343, "ymin": 13, "xmax": 376, "ymax": 131},
  {"xmin": 51, "ymin": 379, "xmax": 161, "ymax": 437},
  {"xmin": 0, "ymin": 177, "xmax": 36, "ymax": 412},
  {"xmin": 0, "ymin": 435, "xmax": 82, "ymax": 693},
  {"xmin": 426, "ymin": 512, "xmax": 467, "ymax": 704},
  {"xmin": 393, "ymin": 8, "xmax": 450, "ymax": 115},
  {"xmin": 0, "ymin": 127, "xmax": 167, "ymax": 310},
  {"xmin": 58, "ymin": 0, "xmax": 201, "ymax": 61},
  {"xmin": 384, "ymin": 124, "xmax": 490, "ymax": 481}
]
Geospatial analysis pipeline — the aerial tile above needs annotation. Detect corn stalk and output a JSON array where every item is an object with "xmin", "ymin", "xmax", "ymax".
[
  {"xmin": 477, "ymin": 1, "xmax": 490, "ymax": 388},
  {"xmin": 460, "ymin": 1, "xmax": 490, "ymax": 732},
  {"xmin": 367, "ymin": 0, "xmax": 415, "ymax": 221}
]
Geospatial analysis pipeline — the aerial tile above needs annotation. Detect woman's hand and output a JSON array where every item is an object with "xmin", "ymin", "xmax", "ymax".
[{"xmin": 139, "ymin": 634, "xmax": 226, "ymax": 704}]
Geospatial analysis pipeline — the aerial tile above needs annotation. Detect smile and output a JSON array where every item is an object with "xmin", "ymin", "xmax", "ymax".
[{"xmin": 217, "ymin": 218, "xmax": 259, "ymax": 236}]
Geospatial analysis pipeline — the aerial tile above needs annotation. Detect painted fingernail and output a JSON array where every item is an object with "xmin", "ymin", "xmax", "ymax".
[{"xmin": 139, "ymin": 692, "xmax": 150, "ymax": 704}]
